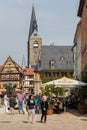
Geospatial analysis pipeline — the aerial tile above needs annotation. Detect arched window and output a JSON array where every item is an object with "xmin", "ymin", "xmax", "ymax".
[{"xmin": 33, "ymin": 41, "xmax": 38, "ymax": 48}]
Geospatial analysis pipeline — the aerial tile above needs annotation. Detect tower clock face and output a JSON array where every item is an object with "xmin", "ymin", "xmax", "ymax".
[{"xmin": 33, "ymin": 41, "xmax": 38, "ymax": 48}]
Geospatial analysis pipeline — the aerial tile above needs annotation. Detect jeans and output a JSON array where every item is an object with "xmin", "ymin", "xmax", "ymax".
[
  {"xmin": 18, "ymin": 101, "xmax": 24, "ymax": 114},
  {"xmin": 35, "ymin": 105, "xmax": 40, "ymax": 114}
]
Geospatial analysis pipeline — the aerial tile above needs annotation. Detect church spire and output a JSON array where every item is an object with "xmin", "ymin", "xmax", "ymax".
[
  {"xmin": 27, "ymin": 1, "xmax": 41, "ymax": 68},
  {"xmin": 21, "ymin": 55, "xmax": 26, "ymax": 68},
  {"xmin": 28, "ymin": 2, "xmax": 38, "ymax": 40}
]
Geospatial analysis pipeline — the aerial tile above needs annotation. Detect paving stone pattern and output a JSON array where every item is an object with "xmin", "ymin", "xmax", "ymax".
[{"xmin": 0, "ymin": 108, "xmax": 87, "ymax": 130}]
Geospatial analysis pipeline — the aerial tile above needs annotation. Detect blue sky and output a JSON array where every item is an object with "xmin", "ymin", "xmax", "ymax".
[{"xmin": 0, "ymin": 0, "xmax": 80, "ymax": 66}]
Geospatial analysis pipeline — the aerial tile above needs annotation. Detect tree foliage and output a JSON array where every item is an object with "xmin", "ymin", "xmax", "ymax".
[{"xmin": 41, "ymin": 85, "xmax": 64, "ymax": 97}]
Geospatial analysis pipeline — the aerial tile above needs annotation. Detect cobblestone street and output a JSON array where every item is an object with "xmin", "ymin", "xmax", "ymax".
[{"xmin": 0, "ymin": 108, "xmax": 87, "ymax": 130}]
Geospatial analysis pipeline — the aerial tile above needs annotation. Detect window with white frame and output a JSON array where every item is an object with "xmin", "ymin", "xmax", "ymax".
[{"xmin": 50, "ymin": 60, "xmax": 55, "ymax": 69}]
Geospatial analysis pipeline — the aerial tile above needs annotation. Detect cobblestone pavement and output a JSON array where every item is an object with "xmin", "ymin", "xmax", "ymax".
[{"xmin": 0, "ymin": 107, "xmax": 87, "ymax": 130}]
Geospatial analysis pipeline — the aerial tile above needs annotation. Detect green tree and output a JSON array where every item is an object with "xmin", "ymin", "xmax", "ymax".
[
  {"xmin": 41, "ymin": 85, "xmax": 64, "ymax": 97},
  {"xmin": 5, "ymin": 83, "xmax": 17, "ymax": 97}
]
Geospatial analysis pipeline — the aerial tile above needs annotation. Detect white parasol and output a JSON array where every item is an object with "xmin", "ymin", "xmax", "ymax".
[{"xmin": 42, "ymin": 76, "xmax": 87, "ymax": 88}]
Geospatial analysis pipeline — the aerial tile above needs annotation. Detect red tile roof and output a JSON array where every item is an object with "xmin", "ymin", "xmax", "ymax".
[{"xmin": 23, "ymin": 68, "xmax": 34, "ymax": 76}]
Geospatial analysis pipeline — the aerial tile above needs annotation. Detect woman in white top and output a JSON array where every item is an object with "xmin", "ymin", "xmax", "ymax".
[{"xmin": 4, "ymin": 93, "xmax": 9, "ymax": 113}]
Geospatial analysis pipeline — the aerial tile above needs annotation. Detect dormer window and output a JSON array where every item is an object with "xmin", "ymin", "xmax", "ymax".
[
  {"xmin": 60, "ymin": 56, "xmax": 65, "ymax": 61},
  {"xmin": 50, "ymin": 60, "xmax": 55, "ymax": 69},
  {"xmin": 67, "ymin": 61, "xmax": 71, "ymax": 65}
]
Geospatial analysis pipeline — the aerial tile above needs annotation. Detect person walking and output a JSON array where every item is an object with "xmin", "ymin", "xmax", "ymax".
[
  {"xmin": 26, "ymin": 94, "xmax": 36, "ymax": 124},
  {"xmin": 40, "ymin": 95, "xmax": 48, "ymax": 123},
  {"xmin": 4, "ymin": 93, "xmax": 9, "ymax": 113},
  {"xmin": 24, "ymin": 93, "xmax": 29, "ymax": 106},
  {"xmin": 9, "ymin": 95, "xmax": 16, "ymax": 114},
  {"xmin": 17, "ymin": 91, "xmax": 25, "ymax": 114},
  {"xmin": 34, "ymin": 95, "xmax": 40, "ymax": 114}
]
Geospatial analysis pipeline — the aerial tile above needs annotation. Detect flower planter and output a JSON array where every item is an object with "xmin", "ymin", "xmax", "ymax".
[
  {"xmin": 78, "ymin": 108, "xmax": 87, "ymax": 114},
  {"xmin": 77, "ymin": 103, "xmax": 87, "ymax": 114},
  {"xmin": 47, "ymin": 108, "xmax": 53, "ymax": 115}
]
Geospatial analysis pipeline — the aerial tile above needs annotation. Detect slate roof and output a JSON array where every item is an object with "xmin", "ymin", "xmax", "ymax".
[
  {"xmin": 30, "ymin": 30, "xmax": 41, "ymax": 39},
  {"xmin": 28, "ymin": 4, "xmax": 38, "ymax": 40},
  {"xmin": 77, "ymin": 0, "xmax": 85, "ymax": 17},
  {"xmin": 37, "ymin": 45, "xmax": 74, "ymax": 71}
]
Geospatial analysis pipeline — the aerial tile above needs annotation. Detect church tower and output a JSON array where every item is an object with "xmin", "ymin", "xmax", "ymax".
[{"xmin": 27, "ymin": 3, "xmax": 42, "ymax": 68}]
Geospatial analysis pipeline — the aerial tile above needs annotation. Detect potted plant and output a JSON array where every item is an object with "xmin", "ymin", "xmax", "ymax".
[
  {"xmin": 77, "ymin": 103, "xmax": 87, "ymax": 114},
  {"xmin": 47, "ymin": 103, "xmax": 55, "ymax": 115}
]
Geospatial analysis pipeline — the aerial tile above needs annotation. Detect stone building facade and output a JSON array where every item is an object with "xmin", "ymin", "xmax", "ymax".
[
  {"xmin": 78, "ymin": 0, "xmax": 87, "ymax": 72},
  {"xmin": 27, "ymin": 3, "xmax": 74, "ymax": 93},
  {"xmin": 72, "ymin": 21, "xmax": 82, "ymax": 80}
]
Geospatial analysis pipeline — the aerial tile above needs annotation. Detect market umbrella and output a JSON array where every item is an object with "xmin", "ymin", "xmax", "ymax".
[
  {"xmin": 42, "ymin": 76, "xmax": 87, "ymax": 88},
  {"xmin": 42, "ymin": 76, "xmax": 87, "ymax": 112}
]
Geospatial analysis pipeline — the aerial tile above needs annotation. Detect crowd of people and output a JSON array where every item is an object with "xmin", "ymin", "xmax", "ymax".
[
  {"xmin": 0, "ymin": 90, "xmax": 82, "ymax": 124},
  {"xmin": 1, "ymin": 91, "xmax": 48, "ymax": 123}
]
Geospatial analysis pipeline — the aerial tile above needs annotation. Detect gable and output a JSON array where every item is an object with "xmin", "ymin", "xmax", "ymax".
[{"xmin": 1, "ymin": 57, "xmax": 20, "ymax": 74}]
